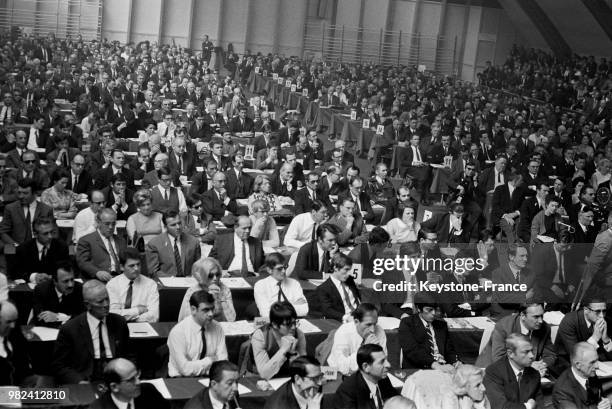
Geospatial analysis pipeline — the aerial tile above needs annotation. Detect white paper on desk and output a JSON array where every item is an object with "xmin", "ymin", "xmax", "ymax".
[
  {"xmin": 444, "ymin": 318, "xmax": 475, "ymax": 329},
  {"xmin": 140, "ymin": 378, "xmax": 171, "ymax": 399},
  {"xmin": 387, "ymin": 374, "xmax": 404, "ymax": 388},
  {"xmin": 462, "ymin": 317, "xmax": 494, "ymax": 330},
  {"xmin": 543, "ymin": 311, "xmax": 565, "ymax": 326},
  {"xmin": 298, "ymin": 319, "xmax": 321, "ymax": 333},
  {"xmin": 56, "ymin": 219, "xmax": 74, "ymax": 228},
  {"xmin": 27, "ymin": 282, "xmax": 35, "ymax": 289},
  {"xmin": 597, "ymin": 361, "xmax": 612, "ymax": 377},
  {"xmin": 158, "ymin": 277, "xmax": 197, "ymax": 288},
  {"xmin": 220, "ymin": 277, "xmax": 251, "ymax": 289},
  {"xmin": 213, "ymin": 221, "xmax": 226, "ymax": 229},
  {"xmin": 308, "ymin": 279, "xmax": 325, "ymax": 286},
  {"xmin": 116, "ymin": 220, "xmax": 127, "ymax": 229},
  {"xmin": 372, "ymin": 204, "xmax": 384, "ymax": 210},
  {"xmin": 30, "ymin": 326, "xmax": 59, "ymax": 341},
  {"xmin": 236, "ymin": 198, "xmax": 249, "ymax": 207},
  {"xmin": 267, "ymin": 377, "xmax": 290, "ymax": 390},
  {"xmin": 199, "ymin": 378, "xmax": 251, "ymax": 394},
  {"xmin": 128, "ymin": 322, "xmax": 158, "ymax": 338},
  {"xmin": 377, "ymin": 317, "xmax": 400, "ymax": 330},
  {"xmin": 540, "ymin": 377, "xmax": 552, "ymax": 385},
  {"xmin": 429, "ymin": 163, "xmax": 445, "ymax": 169},
  {"xmin": 365, "ymin": 224, "xmax": 375, "ymax": 232},
  {"xmin": 263, "ymin": 246, "xmax": 277, "ymax": 254},
  {"xmin": 0, "ymin": 386, "xmax": 21, "ymax": 407},
  {"xmin": 219, "ymin": 320, "xmax": 256, "ymax": 336}
]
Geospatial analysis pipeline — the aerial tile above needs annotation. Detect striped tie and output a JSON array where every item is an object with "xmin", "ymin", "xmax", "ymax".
[
  {"xmin": 425, "ymin": 323, "xmax": 435, "ymax": 357},
  {"xmin": 174, "ymin": 240, "xmax": 183, "ymax": 277}
]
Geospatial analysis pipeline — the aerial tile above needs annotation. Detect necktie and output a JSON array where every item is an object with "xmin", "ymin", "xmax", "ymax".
[
  {"xmin": 108, "ymin": 239, "xmax": 120, "ymax": 273},
  {"xmin": 311, "ymin": 223, "xmax": 317, "ymax": 241},
  {"xmin": 415, "ymin": 147, "xmax": 422, "ymax": 162},
  {"xmin": 277, "ymin": 281, "xmax": 288, "ymax": 302},
  {"xmin": 375, "ymin": 385, "xmax": 384, "ymax": 409},
  {"xmin": 174, "ymin": 239, "xmax": 183, "ymax": 277},
  {"xmin": 73, "ymin": 175, "xmax": 78, "ymax": 190},
  {"xmin": 517, "ymin": 371, "xmax": 523, "ymax": 391},
  {"xmin": 177, "ymin": 156, "xmax": 183, "ymax": 174},
  {"xmin": 425, "ymin": 323, "xmax": 435, "ymax": 357},
  {"xmin": 341, "ymin": 282, "xmax": 355, "ymax": 312},
  {"xmin": 164, "ymin": 189, "xmax": 169, "ymax": 201},
  {"xmin": 321, "ymin": 251, "xmax": 330, "ymax": 274},
  {"xmin": 124, "ymin": 280, "xmax": 133, "ymax": 309},
  {"xmin": 41, "ymin": 245, "xmax": 47, "ymax": 261},
  {"xmin": 98, "ymin": 321, "xmax": 107, "ymax": 359},
  {"xmin": 497, "ymin": 173, "xmax": 501, "ymax": 183},
  {"xmin": 199, "ymin": 327, "xmax": 207, "ymax": 359},
  {"xmin": 62, "ymin": 152, "xmax": 69, "ymax": 168},
  {"xmin": 240, "ymin": 240, "xmax": 248, "ymax": 276},
  {"xmin": 515, "ymin": 270, "xmax": 521, "ymax": 283},
  {"xmin": 24, "ymin": 206, "xmax": 32, "ymax": 241},
  {"xmin": 126, "ymin": 404, "xmax": 131, "ymax": 409}
]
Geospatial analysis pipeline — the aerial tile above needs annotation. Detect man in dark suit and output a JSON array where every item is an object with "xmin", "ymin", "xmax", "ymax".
[
  {"xmin": 294, "ymin": 172, "xmax": 331, "ymax": 214},
  {"xmin": 189, "ymin": 113, "xmax": 210, "ymax": 141},
  {"xmin": 51, "ymin": 280, "xmax": 131, "ymax": 385},
  {"xmin": 66, "ymin": 153, "xmax": 92, "ymax": 195},
  {"xmin": 521, "ymin": 159, "xmax": 545, "ymax": 195},
  {"xmin": 428, "ymin": 135, "xmax": 458, "ymax": 165},
  {"xmin": 101, "ymin": 173, "xmax": 136, "ymax": 221},
  {"xmin": 94, "ymin": 149, "xmax": 135, "ymax": 190},
  {"xmin": 184, "ymin": 361, "xmax": 241, "ymax": 409},
  {"xmin": 76, "ymin": 208, "xmax": 128, "ymax": 282},
  {"xmin": 491, "ymin": 170, "xmax": 526, "ymax": 243},
  {"xmin": 263, "ymin": 356, "xmax": 327, "ymax": 409},
  {"xmin": 294, "ymin": 224, "xmax": 339, "ymax": 280},
  {"xmin": 209, "ymin": 216, "xmax": 264, "ymax": 276},
  {"xmin": 167, "ymin": 136, "xmax": 196, "ymax": 178},
  {"xmin": 483, "ymin": 333, "xmax": 542, "ymax": 409},
  {"xmin": 229, "ymin": 106, "xmax": 254, "ymax": 133},
  {"xmin": 201, "ymin": 171, "xmax": 238, "ymax": 220},
  {"xmin": 314, "ymin": 253, "xmax": 361, "ymax": 321},
  {"xmin": 399, "ymin": 134, "xmax": 430, "ymax": 202},
  {"xmin": 333, "ymin": 344, "xmax": 398, "ymax": 409},
  {"xmin": 490, "ymin": 243, "xmax": 533, "ymax": 318},
  {"xmin": 10, "ymin": 150, "xmax": 50, "ymax": 195},
  {"xmin": 31, "ymin": 263, "xmax": 84, "ymax": 327},
  {"xmin": 0, "ymin": 300, "xmax": 36, "ymax": 386},
  {"xmin": 0, "ymin": 177, "xmax": 54, "ymax": 246},
  {"xmin": 224, "ymin": 153, "xmax": 252, "ymax": 200},
  {"xmin": 5, "ymin": 130, "xmax": 31, "ymax": 169},
  {"xmin": 421, "ymin": 202, "xmax": 472, "ymax": 245},
  {"xmin": 13, "ymin": 216, "xmax": 69, "ymax": 281},
  {"xmin": 476, "ymin": 154, "xmax": 509, "ymax": 205},
  {"xmin": 323, "ymin": 140, "xmax": 355, "ymax": 164},
  {"xmin": 203, "ymin": 140, "xmax": 230, "ymax": 171},
  {"xmin": 398, "ymin": 293, "xmax": 458, "ymax": 370},
  {"xmin": 552, "ymin": 342, "xmax": 610, "ymax": 409},
  {"xmin": 88, "ymin": 358, "xmax": 170, "ymax": 409},
  {"xmin": 338, "ymin": 176, "xmax": 375, "ymax": 223},
  {"xmin": 271, "ymin": 163, "xmax": 298, "ymax": 198},
  {"xmin": 516, "ymin": 183, "xmax": 548, "ymax": 243}
]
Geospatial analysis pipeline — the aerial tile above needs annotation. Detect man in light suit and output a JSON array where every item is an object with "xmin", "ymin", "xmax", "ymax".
[
  {"xmin": 145, "ymin": 210, "xmax": 201, "ymax": 278},
  {"xmin": 209, "ymin": 215, "xmax": 264, "ymax": 276},
  {"xmin": 76, "ymin": 208, "xmax": 128, "ymax": 282}
]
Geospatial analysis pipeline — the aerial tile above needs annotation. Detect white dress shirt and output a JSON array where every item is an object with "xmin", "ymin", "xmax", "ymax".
[
  {"xmin": 254, "ymin": 276, "xmax": 309, "ymax": 318},
  {"xmin": 110, "ymin": 395, "xmax": 135, "ymax": 409},
  {"xmin": 327, "ymin": 321, "xmax": 387, "ymax": 375},
  {"xmin": 208, "ymin": 390, "xmax": 226, "ymax": 409},
  {"xmin": 107, "ymin": 274, "xmax": 160, "ymax": 322},
  {"xmin": 27, "ymin": 127, "xmax": 40, "ymax": 150},
  {"xmin": 571, "ymin": 367, "xmax": 588, "ymax": 390},
  {"xmin": 227, "ymin": 234, "xmax": 254, "ymax": 272},
  {"xmin": 155, "ymin": 184, "xmax": 188, "ymax": 212},
  {"xmin": 0, "ymin": 335, "xmax": 10, "ymax": 358},
  {"xmin": 86, "ymin": 312, "xmax": 112, "ymax": 359},
  {"xmin": 284, "ymin": 212, "xmax": 317, "ymax": 249},
  {"xmin": 73, "ymin": 207, "xmax": 96, "ymax": 243},
  {"xmin": 330, "ymin": 276, "xmax": 357, "ymax": 314},
  {"xmin": 167, "ymin": 316, "xmax": 228, "ymax": 377}
]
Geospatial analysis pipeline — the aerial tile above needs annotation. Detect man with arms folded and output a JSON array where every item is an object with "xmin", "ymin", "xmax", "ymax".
[
  {"xmin": 328, "ymin": 303, "xmax": 387, "ymax": 375},
  {"xmin": 107, "ymin": 247, "xmax": 159, "ymax": 322},
  {"xmin": 167, "ymin": 290, "xmax": 228, "ymax": 377},
  {"xmin": 31, "ymin": 262, "xmax": 84, "ymax": 327}
]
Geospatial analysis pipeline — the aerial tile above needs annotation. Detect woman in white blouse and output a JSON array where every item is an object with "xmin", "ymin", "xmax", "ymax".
[{"xmin": 384, "ymin": 204, "xmax": 420, "ymax": 243}]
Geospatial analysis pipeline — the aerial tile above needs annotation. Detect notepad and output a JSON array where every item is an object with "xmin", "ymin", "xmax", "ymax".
[
  {"xmin": 219, "ymin": 320, "xmax": 256, "ymax": 336},
  {"xmin": 220, "ymin": 277, "xmax": 251, "ymax": 289},
  {"xmin": 199, "ymin": 378, "xmax": 251, "ymax": 395},
  {"xmin": 141, "ymin": 378, "xmax": 171, "ymax": 399},
  {"xmin": 297, "ymin": 319, "xmax": 321, "ymax": 333},
  {"xmin": 267, "ymin": 378, "xmax": 290, "ymax": 390},
  {"xmin": 30, "ymin": 326, "xmax": 59, "ymax": 341},
  {"xmin": 56, "ymin": 219, "xmax": 75, "ymax": 228},
  {"xmin": 376, "ymin": 317, "xmax": 400, "ymax": 330},
  {"xmin": 128, "ymin": 322, "xmax": 158, "ymax": 338},
  {"xmin": 597, "ymin": 361, "xmax": 612, "ymax": 377},
  {"xmin": 158, "ymin": 277, "xmax": 197, "ymax": 288}
]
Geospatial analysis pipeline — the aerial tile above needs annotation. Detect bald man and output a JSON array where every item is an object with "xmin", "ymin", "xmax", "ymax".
[
  {"xmin": 88, "ymin": 358, "xmax": 169, "ymax": 409},
  {"xmin": 383, "ymin": 396, "xmax": 417, "ymax": 409},
  {"xmin": 209, "ymin": 215, "xmax": 264, "ymax": 276},
  {"xmin": 0, "ymin": 300, "xmax": 35, "ymax": 386},
  {"xmin": 51, "ymin": 280, "xmax": 130, "ymax": 384},
  {"xmin": 553, "ymin": 342, "xmax": 611, "ymax": 409}
]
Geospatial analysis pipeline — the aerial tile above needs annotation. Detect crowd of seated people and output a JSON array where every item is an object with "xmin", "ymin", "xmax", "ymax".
[{"xmin": 2, "ymin": 30, "xmax": 612, "ymax": 408}]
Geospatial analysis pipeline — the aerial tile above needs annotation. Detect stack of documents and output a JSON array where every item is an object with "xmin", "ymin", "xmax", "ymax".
[
  {"xmin": 128, "ymin": 322, "xmax": 158, "ymax": 338},
  {"xmin": 297, "ymin": 320, "xmax": 321, "ymax": 333},
  {"xmin": 220, "ymin": 277, "xmax": 251, "ymax": 289},
  {"xmin": 219, "ymin": 320, "xmax": 256, "ymax": 336},
  {"xmin": 30, "ymin": 326, "xmax": 59, "ymax": 341},
  {"xmin": 159, "ymin": 277, "xmax": 197, "ymax": 287}
]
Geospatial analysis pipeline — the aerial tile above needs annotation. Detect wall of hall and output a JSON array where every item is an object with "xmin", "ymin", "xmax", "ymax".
[{"xmin": 93, "ymin": 0, "xmax": 523, "ymax": 82}]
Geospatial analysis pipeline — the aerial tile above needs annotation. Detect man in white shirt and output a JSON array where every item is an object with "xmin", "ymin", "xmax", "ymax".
[
  {"xmin": 327, "ymin": 303, "xmax": 387, "ymax": 375},
  {"xmin": 284, "ymin": 201, "xmax": 329, "ymax": 249},
  {"xmin": 73, "ymin": 190, "xmax": 105, "ymax": 243},
  {"xmin": 27, "ymin": 116, "xmax": 45, "ymax": 151},
  {"xmin": 255, "ymin": 252, "xmax": 308, "ymax": 318},
  {"xmin": 167, "ymin": 290, "xmax": 228, "ymax": 377},
  {"xmin": 107, "ymin": 247, "xmax": 159, "ymax": 322}
]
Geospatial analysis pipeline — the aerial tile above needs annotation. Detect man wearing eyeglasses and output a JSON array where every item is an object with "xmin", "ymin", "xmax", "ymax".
[
  {"xmin": 556, "ymin": 296, "xmax": 612, "ymax": 370},
  {"xmin": 10, "ymin": 150, "xmax": 50, "ymax": 195},
  {"xmin": 263, "ymin": 356, "xmax": 325, "ymax": 409},
  {"xmin": 89, "ymin": 358, "xmax": 169, "ymax": 409},
  {"xmin": 65, "ymin": 153, "xmax": 91, "ymax": 196}
]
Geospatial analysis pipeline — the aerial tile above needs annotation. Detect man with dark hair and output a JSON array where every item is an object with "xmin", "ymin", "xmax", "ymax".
[
  {"xmin": 284, "ymin": 199, "xmax": 330, "ymax": 249},
  {"xmin": 398, "ymin": 292, "xmax": 458, "ymax": 371},
  {"xmin": 88, "ymin": 358, "xmax": 169, "ymax": 409},
  {"xmin": 490, "ymin": 243, "xmax": 532, "ymax": 318},
  {"xmin": 224, "ymin": 153, "xmax": 252, "ymax": 199},
  {"xmin": 102, "ymin": 173, "xmax": 136, "ymax": 221},
  {"xmin": 202, "ymin": 171, "xmax": 238, "ymax": 220},
  {"xmin": 314, "ymin": 253, "xmax": 361, "ymax": 321},
  {"xmin": 31, "ymin": 263, "xmax": 84, "ymax": 327},
  {"xmin": 294, "ymin": 223, "xmax": 339, "ymax": 279},
  {"xmin": 483, "ymin": 333, "xmax": 541, "ymax": 409},
  {"xmin": 145, "ymin": 210, "xmax": 201, "ymax": 278},
  {"xmin": 184, "ymin": 360, "xmax": 241, "ymax": 409},
  {"xmin": 167, "ymin": 290, "xmax": 228, "ymax": 377},
  {"xmin": 229, "ymin": 106, "xmax": 254, "ymax": 133},
  {"xmin": 263, "ymin": 356, "xmax": 325, "ymax": 409},
  {"xmin": 150, "ymin": 166, "xmax": 188, "ymax": 214},
  {"xmin": 333, "ymin": 343, "xmax": 398, "ymax": 409},
  {"xmin": 380, "ymin": 184, "xmax": 418, "ymax": 225},
  {"xmin": 94, "ymin": 149, "xmax": 135, "ymax": 190},
  {"xmin": 339, "ymin": 176, "xmax": 375, "ymax": 223},
  {"xmin": 191, "ymin": 159, "xmax": 218, "ymax": 194},
  {"xmin": 14, "ymin": 216, "xmax": 69, "ymax": 282},
  {"xmin": 10, "ymin": 150, "xmax": 50, "ymax": 195},
  {"xmin": 420, "ymin": 201, "xmax": 472, "ymax": 245}
]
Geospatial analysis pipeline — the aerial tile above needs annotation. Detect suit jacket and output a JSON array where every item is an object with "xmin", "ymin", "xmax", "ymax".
[
  {"xmin": 398, "ymin": 314, "xmax": 458, "ymax": 369},
  {"xmin": 314, "ymin": 276, "xmax": 361, "ymax": 321},
  {"xmin": 94, "ymin": 166, "xmax": 135, "ymax": 190},
  {"xmin": 421, "ymin": 213, "xmax": 472, "ymax": 244},
  {"xmin": 31, "ymin": 280, "xmax": 84, "ymax": 326},
  {"xmin": 184, "ymin": 387, "xmax": 239, "ymax": 409},
  {"xmin": 293, "ymin": 241, "xmax": 330, "ymax": 280},
  {"xmin": 293, "ymin": 187, "xmax": 332, "ymax": 215},
  {"xmin": 270, "ymin": 175, "xmax": 298, "ymax": 199},
  {"xmin": 338, "ymin": 191, "xmax": 375, "ymax": 222},
  {"xmin": 229, "ymin": 116, "xmax": 255, "ymax": 133},
  {"xmin": 517, "ymin": 196, "xmax": 544, "ymax": 242},
  {"xmin": 51, "ymin": 312, "xmax": 130, "ymax": 384},
  {"xmin": 167, "ymin": 150, "xmax": 196, "ymax": 178},
  {"xmin": 477, "ymin": 167, "xmax": 510, "ymax": 198},
  {"xmin": 483, "ymin": 357, "xmax": 541, "ymax": 409},
  {"xmin": 475, "ymin": 313, "xmax": 556, "ymax": 368},
  {"xmin": 76, "ymin": 231, "xmax": 128, "ymax": 279},
  {"xmin": 224, "ymin": 168, "xmax": 253, "ymax": 200},
  {"xmin": 66, "ymin": 169, "xmax": 93, "ymax": 194},
  {"xmin": 46, "ymin": 148, "xmax": 81, "ymax": 170},
  {"xmin": 490, "ymin": 263, "xmax": 533, "ymax": 306},
  {"xmin": 333, "ymin": 371, "xmax": 398, "ymax": 409},
  {"xmin": 145, "ymin": 232, "xmax": 201, "ymax": 278},
  {"xmin": 555, "ymin": 310, "xmax": 612, "ymax": 362},
  {"xmin": 491, "ymin": 184, "xmax": 527, "ymax": 226},
  {"xmin": 0, "ymin": 200, "xmax": 54, "ymax": 245},
  {"xmin": 10, "ymin": 167, "xmax": 50, "ymax": 194},
  {"xmin": 88, "ymin": 383, "xmax": 170, "ymax": 409},
  {"xmin": 552, "ymin": 368, "xmax": 602, "ymax": 409},
  {"xmin": 5, "ymin": 148, "xmax": 38, "ymax": 169},
  {"xmin": 101, "ymin": 187, "xmax": 136, "ymax": 220},
  {"xmin": 0, "ymin": 326, "xmax": 34, "ymax": 386},
  {"xmin": 428, "ymin": 144, "xmax": 458, "ymax": 164},
  {"xmin": 201, "ymin": 188, "xmax": 238, "ymax": 220},
  {"xmin": 264, "ymin": 380, "xmax": 332, "ymax": 409},
  {"xmin": 13, "ymin": 238, "xmax": 70, "ymax": 280},
  {"xmin": 209, "ymin": 234, "xmax": 264, "ymax": 273}
]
